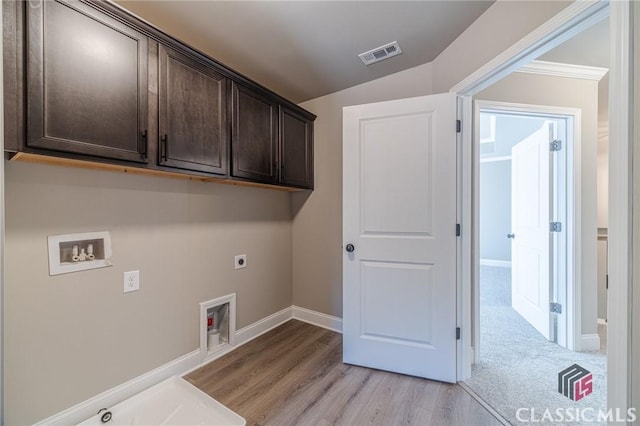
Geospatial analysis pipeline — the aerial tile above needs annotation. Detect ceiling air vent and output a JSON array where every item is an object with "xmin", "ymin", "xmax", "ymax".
[{"xmin": 358, "ymin": 41, "xmax": 402, "ymax": 66}]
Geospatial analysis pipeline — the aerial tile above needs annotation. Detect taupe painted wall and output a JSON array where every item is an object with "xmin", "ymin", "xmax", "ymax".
[
  {"xmin": 293, "ymin": 62, "xmax": 434, "ymax": 317},
  {"xmin": 476, "ymin": 71, "xmax": 599, "ymax": 337},
  {"xmin": 4, "ymin": 162, "xmax": 292, "ymax": 424}
]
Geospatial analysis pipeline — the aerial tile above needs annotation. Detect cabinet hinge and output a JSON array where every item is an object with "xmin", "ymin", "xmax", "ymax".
[
  {"xmin": 456, "ymin": 327, "xmax": 461, "ymax": 340},
  {"xmin": 456, "ymin": 120, "xmax": 462, "ymax": 133},
  {"xmin": 550, "ymin": 222, "xmax": 562, "ymax": 232},
  {"xmin": 550, "ymin": 302, "xmax": 562, "ymax": 314},
  {"xmin": 456, "ymin": 223, "xmax": 461, "ymax": 237},
  {"xmin": 550, "ymin": 140, "xmax": 562, "ymax": 152}
]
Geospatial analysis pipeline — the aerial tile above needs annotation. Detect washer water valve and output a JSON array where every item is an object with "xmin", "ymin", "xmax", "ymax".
[{"xmin": 71, "ymin": 243, "xmax": 96, "ymax": 262}]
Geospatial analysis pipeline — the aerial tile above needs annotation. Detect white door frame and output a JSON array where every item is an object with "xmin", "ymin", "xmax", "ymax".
[
  {"xmin": 474, "ymin": 100, "xmax": 581, "ymax": 354},
  {"xmin": 0, "ymin": 1, "xmax": 6, "ymax": 422},
  {"xmin": 451, "ymin": 0, "xmax": 634, "ymax": 416}
]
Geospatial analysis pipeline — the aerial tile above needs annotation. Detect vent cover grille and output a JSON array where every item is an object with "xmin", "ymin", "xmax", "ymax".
[{"xmin": 358, "ymin": 41, "xmax": 402, "ymax": 66}]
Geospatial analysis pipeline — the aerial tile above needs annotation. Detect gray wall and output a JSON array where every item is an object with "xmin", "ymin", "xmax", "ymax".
[
  {"xmin": 479, "ymin": 160, "xmax": 512, "ymax": 261},
  {"xmin": 4, "ymin": 162, "xmax": 293, "ymax": 424},
  {"xmin": 479, "ymin": 114, "xmax": 549, "ymax": 262}
]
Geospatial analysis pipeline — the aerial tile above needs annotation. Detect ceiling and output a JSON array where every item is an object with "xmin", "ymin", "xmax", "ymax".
[
  {"xmin": 116, "ymin": 1, "xmax": 494, "ymax": 103},
  {"xmin": 114, "ymin": 1, "xmax": 609, "ymax": 107}
]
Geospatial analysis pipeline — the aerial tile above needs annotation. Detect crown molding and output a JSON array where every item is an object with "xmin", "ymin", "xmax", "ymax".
[{"xmin": 516, "ymin": 60, "xmax": 609, "ymax": 80}]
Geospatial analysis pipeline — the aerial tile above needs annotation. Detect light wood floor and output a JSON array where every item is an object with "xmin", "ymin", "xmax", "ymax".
[{"xmin": 186, "ymin": 320, "xmax": 502, "ymax": 426}]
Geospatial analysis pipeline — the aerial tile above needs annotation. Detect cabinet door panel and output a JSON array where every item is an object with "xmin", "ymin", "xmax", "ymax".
[
  {"xmin": 280, "ymin": 107, "xmax": 313, "ymax": 189},
  {"xmin": 159, "ymin": 45, "xmax": 228, "ymax": 175},
  {"xmin": 27, "ymin": 0, "xmax": 148, "ymax": 162},
  {"xmin": 231, "ymin": 84, "xmax": 277, "ymax": 183}
]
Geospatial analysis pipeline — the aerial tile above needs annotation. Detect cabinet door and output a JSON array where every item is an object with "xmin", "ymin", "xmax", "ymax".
[
  {"xmin": 26, "ymin": 0, "xmax": 148, "ymax": 163},
  {"xmin": 231, "ymin": 83, "xmax": 278, "ymax": 183},
  {"xmin": 280, "ymin": 106, "xmax": 314, "ymax": 189},
  {"xmin": 158, "ymin": 45, "xmax": 228, "ymax": 175}
]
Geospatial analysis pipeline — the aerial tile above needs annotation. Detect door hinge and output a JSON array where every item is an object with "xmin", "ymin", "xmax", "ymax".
[
  {"xmin": 456, "ymin": 223, "xmax": 461, "ymax": 237},
  {"xmin": 550, "ymin": 140, "xmax": 562, "ymax": 151},
  {"xmin": 550, "ymin": 302, "xmax": 563, "ymax": 314},
  {"xmin": 550, "ymin": 222, "xmax": 562, "ymax": 232},
  {"xmin": 456, "ymin": 327, "xmax": 461, "ymax": 340},
  {"xmin": 456, "ymin": 120, "xmax": 462, "ymax": 133}
]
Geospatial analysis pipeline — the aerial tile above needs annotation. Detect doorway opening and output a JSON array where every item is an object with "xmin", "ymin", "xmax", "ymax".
[
  {"xmin": 464, "ymin": 66, "xmax": 608, "ymax": 422},
  {"xmin": 477, "ymin": 105, "xmax": 574, "ymax": 347}
]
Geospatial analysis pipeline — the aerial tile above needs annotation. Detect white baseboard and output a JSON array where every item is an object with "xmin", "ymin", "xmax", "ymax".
[
  {"xmin": 234, "ymin": 306, "xmax": 293, "ymax": 346},
  {"xmin": 34, "ymin": 305, "xmax": 338, "ymax": 425},
  {"xmin": 479, "ymin": 259, "xmax": 512, "ymax": 268},
  {"xmin": 292, "ymin": 305, "xmax": 343, "ymax": 333},
  {"xmin": 35, "ymin": 350, "xmax": 201, "ymax": 426},
  {"xmin": 580, "ymin": 333, "xmax": 601, "ymax": 352}
]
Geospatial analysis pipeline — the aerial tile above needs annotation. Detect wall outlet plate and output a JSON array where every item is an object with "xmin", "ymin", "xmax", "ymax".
[
  {"xmin": 234, "ymin": 254, "xmax": 247, "ymax": 270},
  {"xmin": 124, "ymin": 270, "xmax": 140, "ymax": 293}
]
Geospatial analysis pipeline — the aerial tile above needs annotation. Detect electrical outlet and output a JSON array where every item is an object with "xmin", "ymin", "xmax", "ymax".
[
  {"xmin": 235, "ymin": 254, "xmax": 247, "ymax": 270},
  {"xmin": 123, "ymin": 270, "xmax": 140, "ymax": 293}
]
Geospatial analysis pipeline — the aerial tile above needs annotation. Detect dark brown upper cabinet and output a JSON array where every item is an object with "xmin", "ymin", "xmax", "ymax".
[
  {"xmin": 231, "ymin": 83, "xmax": 278, "ymax": 184},
  {"xmin": 26, "ymin": 0, "xmax": 149, "ymax": 163},
  {"xmin": 158, "ymin": 44, "xmax": 228, "ymax": 175},
  {"xmin": 280, "ymin": 106, "xmax": 314, "ymax": 189},
  {"xmin": 5, "ymin": 0, "xmax": 315, "ymax": 189}
]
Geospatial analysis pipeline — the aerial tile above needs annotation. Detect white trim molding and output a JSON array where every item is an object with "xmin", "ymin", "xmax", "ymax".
[
  {"xmin": 33, "ymin": 305, "xmax": 342, "ymax": 425},
  {"xmin": 474, "ymin": 99, "xmax": 582, "ymax": 353},
  {"xmin": 292, "ymin": 305, "xmax": 343, "ymax": 333},
  {"xmin": 480, "ymin": 155, "xmax": 511, "ymax": 164},
  {"xmin": 580, "ymin": 333, "xmax": 602, "ymax": 352},
  {"xmin": 479, "ymin": 259, "xmax": 511, "ymax": 268},
  {"xmin": 608, "ymin": 0, "xmax": 633, "ymax": 417},
  {"xmin": 450, "ymin": 1, "xmax": 609, "ymax": 96},
  {"xmin": 234, "ymin": 306, "xmax": 293, "ymax": 347},
  {"xmin": 516, "ymin": 60, "xmax": 608, "ymax": 81},
  {"xmin": 34, "ymin": 350, "xmax": 203, "ymax": 426}
]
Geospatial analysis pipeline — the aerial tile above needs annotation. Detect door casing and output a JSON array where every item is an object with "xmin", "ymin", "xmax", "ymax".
[
  {"xmin": 474, "ymin": 101, "xmax": 580, "ymax": 355},
  {"xmin": 451, "ymin": 0, "xmax": 635, "ymax": 416}
]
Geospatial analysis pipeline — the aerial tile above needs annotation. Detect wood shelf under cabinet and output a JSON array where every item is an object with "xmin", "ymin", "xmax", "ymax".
[{"xmin": 8, "ymin": 152, "xmax": 302, "ymax": 192}]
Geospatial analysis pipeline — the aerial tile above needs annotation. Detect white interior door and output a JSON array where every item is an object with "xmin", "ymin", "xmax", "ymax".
[
  {"xmin": 511, "ymin": 123, "xmax": 552, "ymax": 339},
  {"xmin": 342, "ymin": 93, "xmax": 457, "ymax": 383}
]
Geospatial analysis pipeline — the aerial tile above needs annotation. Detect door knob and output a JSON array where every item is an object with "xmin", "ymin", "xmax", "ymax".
[
  {"xmin": 345, "ymin": 244, "xmax": 355, "ymax": 252},
  {"xmin": 507, "ymin": 233, "xmax": 515, "ymax": 239}
]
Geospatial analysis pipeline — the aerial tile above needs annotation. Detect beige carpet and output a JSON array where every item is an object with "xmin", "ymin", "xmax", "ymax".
[{"xmin": 464, "ymin": 266, "xmax": 607, "ymax": 425}]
